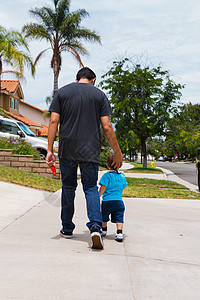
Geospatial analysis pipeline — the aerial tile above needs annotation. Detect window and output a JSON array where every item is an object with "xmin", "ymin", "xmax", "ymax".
[
  {"xmin": 1, "ymin": 120, "xmax": 19, "ymax": 135},
  {"xmin": 10, "ymin": 98, "xmax": 17, "ymax": 110},
  {"xmin": 17, "ymin": 122, "xmax": 36, "ymax": 136},
  {"xmin": 10, "ymin": 97, "xmax": 14, "ymax": 109},
  {"xmin": 14, "ymin": 99, "xmax": 18, "ymax": 110}
]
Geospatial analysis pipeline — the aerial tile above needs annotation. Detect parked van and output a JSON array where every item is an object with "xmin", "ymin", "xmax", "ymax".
[{"xmin": 0, "ymin": 116, "xmax": 58, "ymax": 160}]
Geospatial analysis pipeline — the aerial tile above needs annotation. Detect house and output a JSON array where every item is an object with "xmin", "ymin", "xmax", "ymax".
[{"xmin": 0, "ymin": 80, "xmax": 50, "ymax": 136}]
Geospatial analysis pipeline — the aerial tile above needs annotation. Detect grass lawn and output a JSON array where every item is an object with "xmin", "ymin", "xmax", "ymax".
[
  {"xmin": 0, "ymin": 165, "xmax": 63, "ymax": 192},
  {"xmin": 1, "ymin": 165, "xmax": 199, "ymax": 199},
  {"xmin": 124, "ymin": 177, "xmax": 200, "ymax": 199},
  {"xmin": 125, "ymin": 162, "xmax": 163, "ymax": 174}
]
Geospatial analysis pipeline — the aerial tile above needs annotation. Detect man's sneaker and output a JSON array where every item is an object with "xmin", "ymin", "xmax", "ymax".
[
  {"xmin": 60, "ymin": 229, "xmax": 73, "ymax": 239},
  {"xmin": 115, "ymin": 232, "xmax": 123, "ymax": 242},
  {"xmin": 90, "ymin": 226, "xmax": 104, "ymax": 249},
  {"xmin": 101, "ymin": 228, "xmax": 107, "ymax": 237}
]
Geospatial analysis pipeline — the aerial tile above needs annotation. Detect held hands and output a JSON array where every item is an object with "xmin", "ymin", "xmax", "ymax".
[{"xmin": 111, "ymin": 150, "xmax": 123, "ymax": 170}]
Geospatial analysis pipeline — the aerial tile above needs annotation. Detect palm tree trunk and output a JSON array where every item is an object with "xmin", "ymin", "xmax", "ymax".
[{"xmin": 53, "ymin": 71, "xmax": 58, "ymax": 95}]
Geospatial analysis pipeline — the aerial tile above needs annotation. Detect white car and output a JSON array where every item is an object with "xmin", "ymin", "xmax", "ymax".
[{"xmin": 0, "ymin": 116, "xmax": 58, "ymax": 160}]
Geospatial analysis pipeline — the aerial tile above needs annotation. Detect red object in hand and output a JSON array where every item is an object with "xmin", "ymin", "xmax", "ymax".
[{"xmin": 50, "ymin": 165, "xmax": 56, "ymax": 176}]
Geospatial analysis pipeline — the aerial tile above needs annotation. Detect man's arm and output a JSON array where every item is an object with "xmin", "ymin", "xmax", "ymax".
[
  {"xmin": 46, "ymin": 112, "xmax": 60, "ymax": 167},
  {"xmin": 101, "ymin": 116, "xmax": 123, "ymax": 169}
]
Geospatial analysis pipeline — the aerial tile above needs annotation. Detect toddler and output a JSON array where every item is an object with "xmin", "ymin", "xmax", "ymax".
[{"xmin": 99, "ymin": 154, "xmax": 128, "ymax": 242}]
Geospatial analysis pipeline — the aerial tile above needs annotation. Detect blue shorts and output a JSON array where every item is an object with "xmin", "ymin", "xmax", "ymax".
[{"xmin": 101, "ymin": 201, "xmax": 125, "ymax": 223}]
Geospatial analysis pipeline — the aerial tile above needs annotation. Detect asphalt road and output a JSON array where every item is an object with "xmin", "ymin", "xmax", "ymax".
[{"xmin": 152, "ymin": 161, "xmax": 198, "ymax": 186}]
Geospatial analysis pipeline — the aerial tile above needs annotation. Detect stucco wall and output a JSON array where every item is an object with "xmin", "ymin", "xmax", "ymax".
[{"xmin": 19, "ymin": 102, "xmax": 50, "ymax": 126}]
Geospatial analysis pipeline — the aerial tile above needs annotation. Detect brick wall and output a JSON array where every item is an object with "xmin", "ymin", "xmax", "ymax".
[{"xmin": 0, "ymin": 149, "xmax": 61, "ymax": 180}]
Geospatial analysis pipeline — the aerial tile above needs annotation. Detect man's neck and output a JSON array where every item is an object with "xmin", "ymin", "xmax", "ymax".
[{"xmin": 77, "ymin": 78, "xmax": 95, "ymax": 85}]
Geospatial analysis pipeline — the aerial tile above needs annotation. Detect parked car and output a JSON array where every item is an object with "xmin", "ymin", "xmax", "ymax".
[
  {"xmin": 164, "ymin": 155, "xmax": 172, "ymax": 162},
  {"xmin": 0, "ymin": 116, "xmax": 58, "ymax": 160},
  {"xmin": 157, "ymin": 156, "xmax": 165, "ymax": 162}
]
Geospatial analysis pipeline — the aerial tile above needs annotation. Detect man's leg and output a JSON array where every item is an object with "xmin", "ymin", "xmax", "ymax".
[
  {"xmin": 59, "ymin": 158, "xmax": 78, "ymax": 234},
  {"xmin": 80, "ymin": 162, "xmax": 102, "ymax": 231}
]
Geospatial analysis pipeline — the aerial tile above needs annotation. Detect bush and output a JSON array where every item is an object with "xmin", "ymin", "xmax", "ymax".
[
  {"xmin": 0, "ymin": 137, "xmax": 40, "ymax": 160},
  {"xmin": 100, "ymin": 150, "xmax": 113, "ymax": 168}
]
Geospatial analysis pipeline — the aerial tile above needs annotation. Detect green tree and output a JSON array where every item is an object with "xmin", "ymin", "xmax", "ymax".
[
  {"xmin": 165, "ymin": 103, "xmax": 200, "ymax": 159},
  {"xmin": 115, "ymin": 121, "xmax": 140, "ymax": 161},
  {"xmin": 23, "ymin": 0, "xmax": 101, "ymax": 95},
  {"xmin": 147, "ymin": 137, "xmax": 165, "ymax": 159},
  {"xmin": 100, "ymin": 58, "xmax": 183, "ymax": 168},
  {"xmin": 0, "ymin": 25, "xmax": 35, "ymax": 96}
]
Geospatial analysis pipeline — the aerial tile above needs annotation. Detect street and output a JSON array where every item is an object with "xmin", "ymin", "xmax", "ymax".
[{"xmin": 152, "ymin": 161, "xmax": 198, "ymax": 186}]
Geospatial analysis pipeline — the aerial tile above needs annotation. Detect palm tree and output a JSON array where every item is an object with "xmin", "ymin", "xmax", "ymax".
[
  {"xmin": 22, "ymin": 0, "xmax": 101, "ymax": 94},
  {"xmin": 0, "ymin": 26, "xmax": 35, "ymax": 76},
  {"xmin": 0, "ymin": 26, "xmax": 35, "ymax": 102}
]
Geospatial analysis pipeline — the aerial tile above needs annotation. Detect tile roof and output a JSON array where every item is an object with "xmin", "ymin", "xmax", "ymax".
[
  {"xmin": 0, "ymin": 80, "xmax": 20, "ymax": 93},
  {"xmin": 40, "ymin": 124, "xmax": 49, "ymax": 136}
]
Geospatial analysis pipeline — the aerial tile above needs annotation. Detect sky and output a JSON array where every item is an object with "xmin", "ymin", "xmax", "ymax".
[{"xmin": 0, "ymin": 0, "xmax": 200, "ymax": 110}]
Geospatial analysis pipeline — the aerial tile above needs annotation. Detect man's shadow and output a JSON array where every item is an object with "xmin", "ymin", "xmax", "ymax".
[{"xmin": 51, "ymin": 230, "xmax": 105, "ymax": 251}]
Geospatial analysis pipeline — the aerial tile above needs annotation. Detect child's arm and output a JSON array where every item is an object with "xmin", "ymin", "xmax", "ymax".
[{"xmin": 99, "ymin": 185, "xmax": 107, "ymax": 197}]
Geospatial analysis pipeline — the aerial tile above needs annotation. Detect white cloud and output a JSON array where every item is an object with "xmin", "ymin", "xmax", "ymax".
[{"xmin": 0, "ymin": 0, "xmax": 200, "ymax": 107}]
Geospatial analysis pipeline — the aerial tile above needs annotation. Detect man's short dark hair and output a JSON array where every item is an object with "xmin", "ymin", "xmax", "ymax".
[{"xmin": 76, "ymin": 67, "xmax": 96, "ymax": 81}]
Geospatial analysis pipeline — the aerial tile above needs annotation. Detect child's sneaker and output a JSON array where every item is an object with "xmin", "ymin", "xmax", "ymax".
[
  {"xmin": 101, "ymin": 227, "xmax": 107, "ymax": 237},
  {"xmin": 115, "ymin": 232, "xmax": 123, "ymax": 242}
]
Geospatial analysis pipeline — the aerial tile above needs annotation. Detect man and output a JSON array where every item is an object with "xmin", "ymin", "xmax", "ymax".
[{"xmin": 46, "ymin": 67, "xmax": 123, "ymax": 249}]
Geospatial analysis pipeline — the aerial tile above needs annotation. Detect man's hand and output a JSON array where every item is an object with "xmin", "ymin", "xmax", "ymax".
[
  {"xmin": 101, "ymin": 116, "xmax": 124, "ymax": 170},
  {"xmin": 112, "ymin": 150, "xmax": 123, "ymax": 170},
  {"xmin": 46, "ymin": 151, "xmax": 56, "ymax": 168}
]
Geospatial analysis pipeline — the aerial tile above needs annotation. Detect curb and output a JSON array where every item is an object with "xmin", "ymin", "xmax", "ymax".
[{"xmin": 157, "ymin": 166, "xmax": 199, "ymax": 193}]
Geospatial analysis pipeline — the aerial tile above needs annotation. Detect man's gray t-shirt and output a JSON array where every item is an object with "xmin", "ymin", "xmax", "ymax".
[{"xmin": 49, "ymin": 82, "xmax": 112, "ymax": 163}]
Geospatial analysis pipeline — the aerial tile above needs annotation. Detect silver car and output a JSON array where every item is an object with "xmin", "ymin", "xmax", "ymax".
[{"xmin": 0, "ymin": 116, "xmax": 58, "ymax": 160}]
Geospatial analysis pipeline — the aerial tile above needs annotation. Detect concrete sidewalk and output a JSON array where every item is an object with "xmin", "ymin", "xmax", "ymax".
[{"xmin": 0, "ymin": 164, "xmax": 200, "ymax": 299}]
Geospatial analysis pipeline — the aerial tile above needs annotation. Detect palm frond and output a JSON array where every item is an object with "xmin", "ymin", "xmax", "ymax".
[
  {"xmin": 66, "ymin": 46, "xmax": 84, "ymax": 67},
  {"xmin": 34, "ymin": 48, "xmax": 51, "ymax": 67},
  {"xmin": 1, "ymin": 70, "xmax": 24, "ymax": 79},
  {"xmin": 29, "ymin": 7, "xmax": 55, "ymax": 32},
  {"xmin": 73, "ymin": 28, "xmax": 101, "ymax": 44},
  {"xmin": 60, "ymin": 42, "xmax": 88, "ymax": 56},
  {"xmin": 23, "ymin": 23, "xmax": 53, "ymax": 44},
  {"xmin": 57, "ymin": 0, "xmax": 70, "ymax": 21}
]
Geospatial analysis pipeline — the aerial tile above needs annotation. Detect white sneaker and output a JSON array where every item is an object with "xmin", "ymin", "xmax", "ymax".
[
  {"xmin": 115, "ymin": 232, "xmax": 123, "ymax": 242},
  {"xmin": 101, "ymin": 229, "xmax": 107, "ymax": 237},
  {"xmin": 90, "ymin": 226, "xmax": 104, "ymax": 249}
]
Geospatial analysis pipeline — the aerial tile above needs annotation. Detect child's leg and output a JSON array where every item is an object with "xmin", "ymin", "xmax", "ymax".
[
  {"xmin": 116, "ymin": 223, "xmax": 123, "ymax": 231},
  {"xmin": 102, "ymin": 222, "xmax": 107, "ymax": 228},
  {"xmin": 102, "ymin": 222, "xmax": 108, "ymax": 236},
  {"xmin": 115, "ymin": 223, "xmax": 123, "ymax": 242}
]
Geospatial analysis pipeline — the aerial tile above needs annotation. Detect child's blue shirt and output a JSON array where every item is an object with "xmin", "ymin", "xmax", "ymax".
[{"xmin": 99, "ymin": 170, "xmax": 128, "ymax": 201}]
